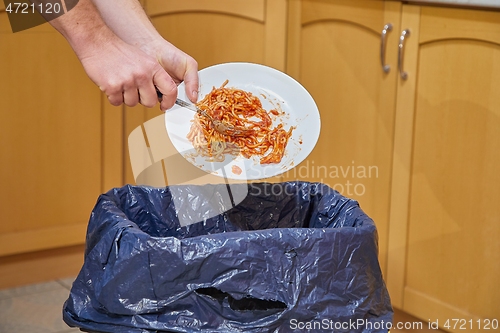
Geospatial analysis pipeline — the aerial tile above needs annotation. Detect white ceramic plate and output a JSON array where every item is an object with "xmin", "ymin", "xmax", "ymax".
[{"xmin": 165, "ymin": 62, "xmax": 321, "ymax": 180}]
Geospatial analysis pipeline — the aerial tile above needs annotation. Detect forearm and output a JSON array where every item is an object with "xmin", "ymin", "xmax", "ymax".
[
  {"xmin": 48, "ymin": 0, "xmax": 117, "ymax": 59},
  {"xmin": 90, "ymin": 0, "xmax": 162, "ymax": 53}
]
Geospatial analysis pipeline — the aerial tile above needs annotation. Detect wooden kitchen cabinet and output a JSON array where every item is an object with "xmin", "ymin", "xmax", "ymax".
[
  {"xmin": 2, "ymin": 1, "xmax": 499, "ymax": 325},
  {"xmin": 284, "ymin": 0, "xmax": 402, "ymax": 275},
  {"xmin": 124, "ymin": 0, "xmax": 288, "ymax": 185},
  {"xmin": 286, "ymin": 1, "xmax": 500, "ymax": 328},
  {"xmin": 387, "ymin": 4, "xmax": 500, "ymax": 330},
  {"xmin": 0, "ymin": 7, "xmax": 123, "ymax": 260}
]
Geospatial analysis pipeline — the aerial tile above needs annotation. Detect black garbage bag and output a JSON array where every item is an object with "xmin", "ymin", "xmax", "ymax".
[{"xmin": 63, "ymin": 182, "xmax": 392, "ymax": 333}]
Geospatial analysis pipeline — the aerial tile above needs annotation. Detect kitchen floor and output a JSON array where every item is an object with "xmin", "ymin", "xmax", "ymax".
[
  {"xmin": 391, "ymin": 309, "xmax": 446, "ymax": 333},
  {"xmin": 0, "ymin": 277, "xmax": 79, "ymax": 333},
  {"xmin": 0, "ymin": 277, "xmax": 445, "ymax": 333}
]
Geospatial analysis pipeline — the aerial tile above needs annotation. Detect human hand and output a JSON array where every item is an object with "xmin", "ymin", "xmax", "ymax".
[
  {"xmin": 78, "ymin": 37, "xmax": 178, "ymax": 111},
  {"xmin": 143, "ymin": 39, "xmax": 199, "ymax": 105}
]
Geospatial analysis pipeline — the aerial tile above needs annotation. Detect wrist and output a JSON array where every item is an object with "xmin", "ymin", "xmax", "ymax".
[
  {"xmin": 90, "ymin": 0, "xmax": 164, "ymax": 54},
  {"xmin": 136, "ymin": 34, "xmax": 167, "ymax": 54},
  {"xmin": 136, "ymin": 36, "xmax": 168, "ymax": 60},
  {"xmin": 70, "ymin": 22, "xmax": 118, "ymax": 59}
]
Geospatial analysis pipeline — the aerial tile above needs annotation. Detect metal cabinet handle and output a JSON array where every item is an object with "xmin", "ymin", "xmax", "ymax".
[
  {"xmin": 380, "ymin": 23, "xmax": 393, "ymax": 73},
  {"xmin": 398, "ymin": 29, "xmax": 410, "ymax": 80}
]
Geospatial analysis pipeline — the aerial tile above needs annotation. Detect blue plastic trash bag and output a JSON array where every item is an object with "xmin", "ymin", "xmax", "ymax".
[{"xmin": 63, "ymin": 182, "xmax": 393, "ymax": 332}]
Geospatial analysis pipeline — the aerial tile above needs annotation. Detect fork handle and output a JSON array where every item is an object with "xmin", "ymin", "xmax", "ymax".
[{"xmin": 156, "ymin": 89, "xmax": 194, "ymax": 112}]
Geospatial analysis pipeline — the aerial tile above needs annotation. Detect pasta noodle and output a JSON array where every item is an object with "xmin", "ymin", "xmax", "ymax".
[{"xmin": 186, "ymin": 80, "xmax": 294, "ymax": 164}]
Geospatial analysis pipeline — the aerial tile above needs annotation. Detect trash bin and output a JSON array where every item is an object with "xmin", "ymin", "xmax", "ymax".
[{"xmin": 63, "ymin": 182, "xmax": 393, "ymax": 333}]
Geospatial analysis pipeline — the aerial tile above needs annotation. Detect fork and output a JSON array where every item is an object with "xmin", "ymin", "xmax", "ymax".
[{"xmin": 174, "ymin": 98, "xmax": 231, "ymax": 135}]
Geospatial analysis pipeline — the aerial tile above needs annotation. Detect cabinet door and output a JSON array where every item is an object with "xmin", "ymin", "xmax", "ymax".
[
  {"xmin": 0, "ymin": 10, "xmax": 122, "ymax": 256},
  {"xmin": 285, "ymin": 0, "xmax": 402, "ymax": 273},
  {"xmin": 388, "ymin": 5, "xmax": 500, "ymax": 327},
  {"xmin": 125, "ymin": 0, "xmax": 288, "ymax": 185}
]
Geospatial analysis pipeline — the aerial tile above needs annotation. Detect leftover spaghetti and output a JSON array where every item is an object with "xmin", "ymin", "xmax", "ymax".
[{"xmin": 186, "ymin": 80, "xmax": 294, "ymax": 164}]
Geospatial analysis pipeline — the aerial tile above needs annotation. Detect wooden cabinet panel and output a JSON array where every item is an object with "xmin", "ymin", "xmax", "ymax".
[
  {"xmin": 388, "ymin": 4, "xmax": 500, "ymax": 329},
  {"xmin": 285, "ymin": 0, "xmax": 402, "ymax": 274},
  {"xmin": 408, "ymin": 25, "xmax": 500, "ymax": 320},
  {"xmin": 0, "ymin": 13, "xmax": 123, "ymax": 256},
  {"xmin": 152, "ymin": 12, "xmax": 265, "ymax": 69},
  {"xmin": 146, "ymin": 0, "xmax": 286, "ymax": 72}
]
